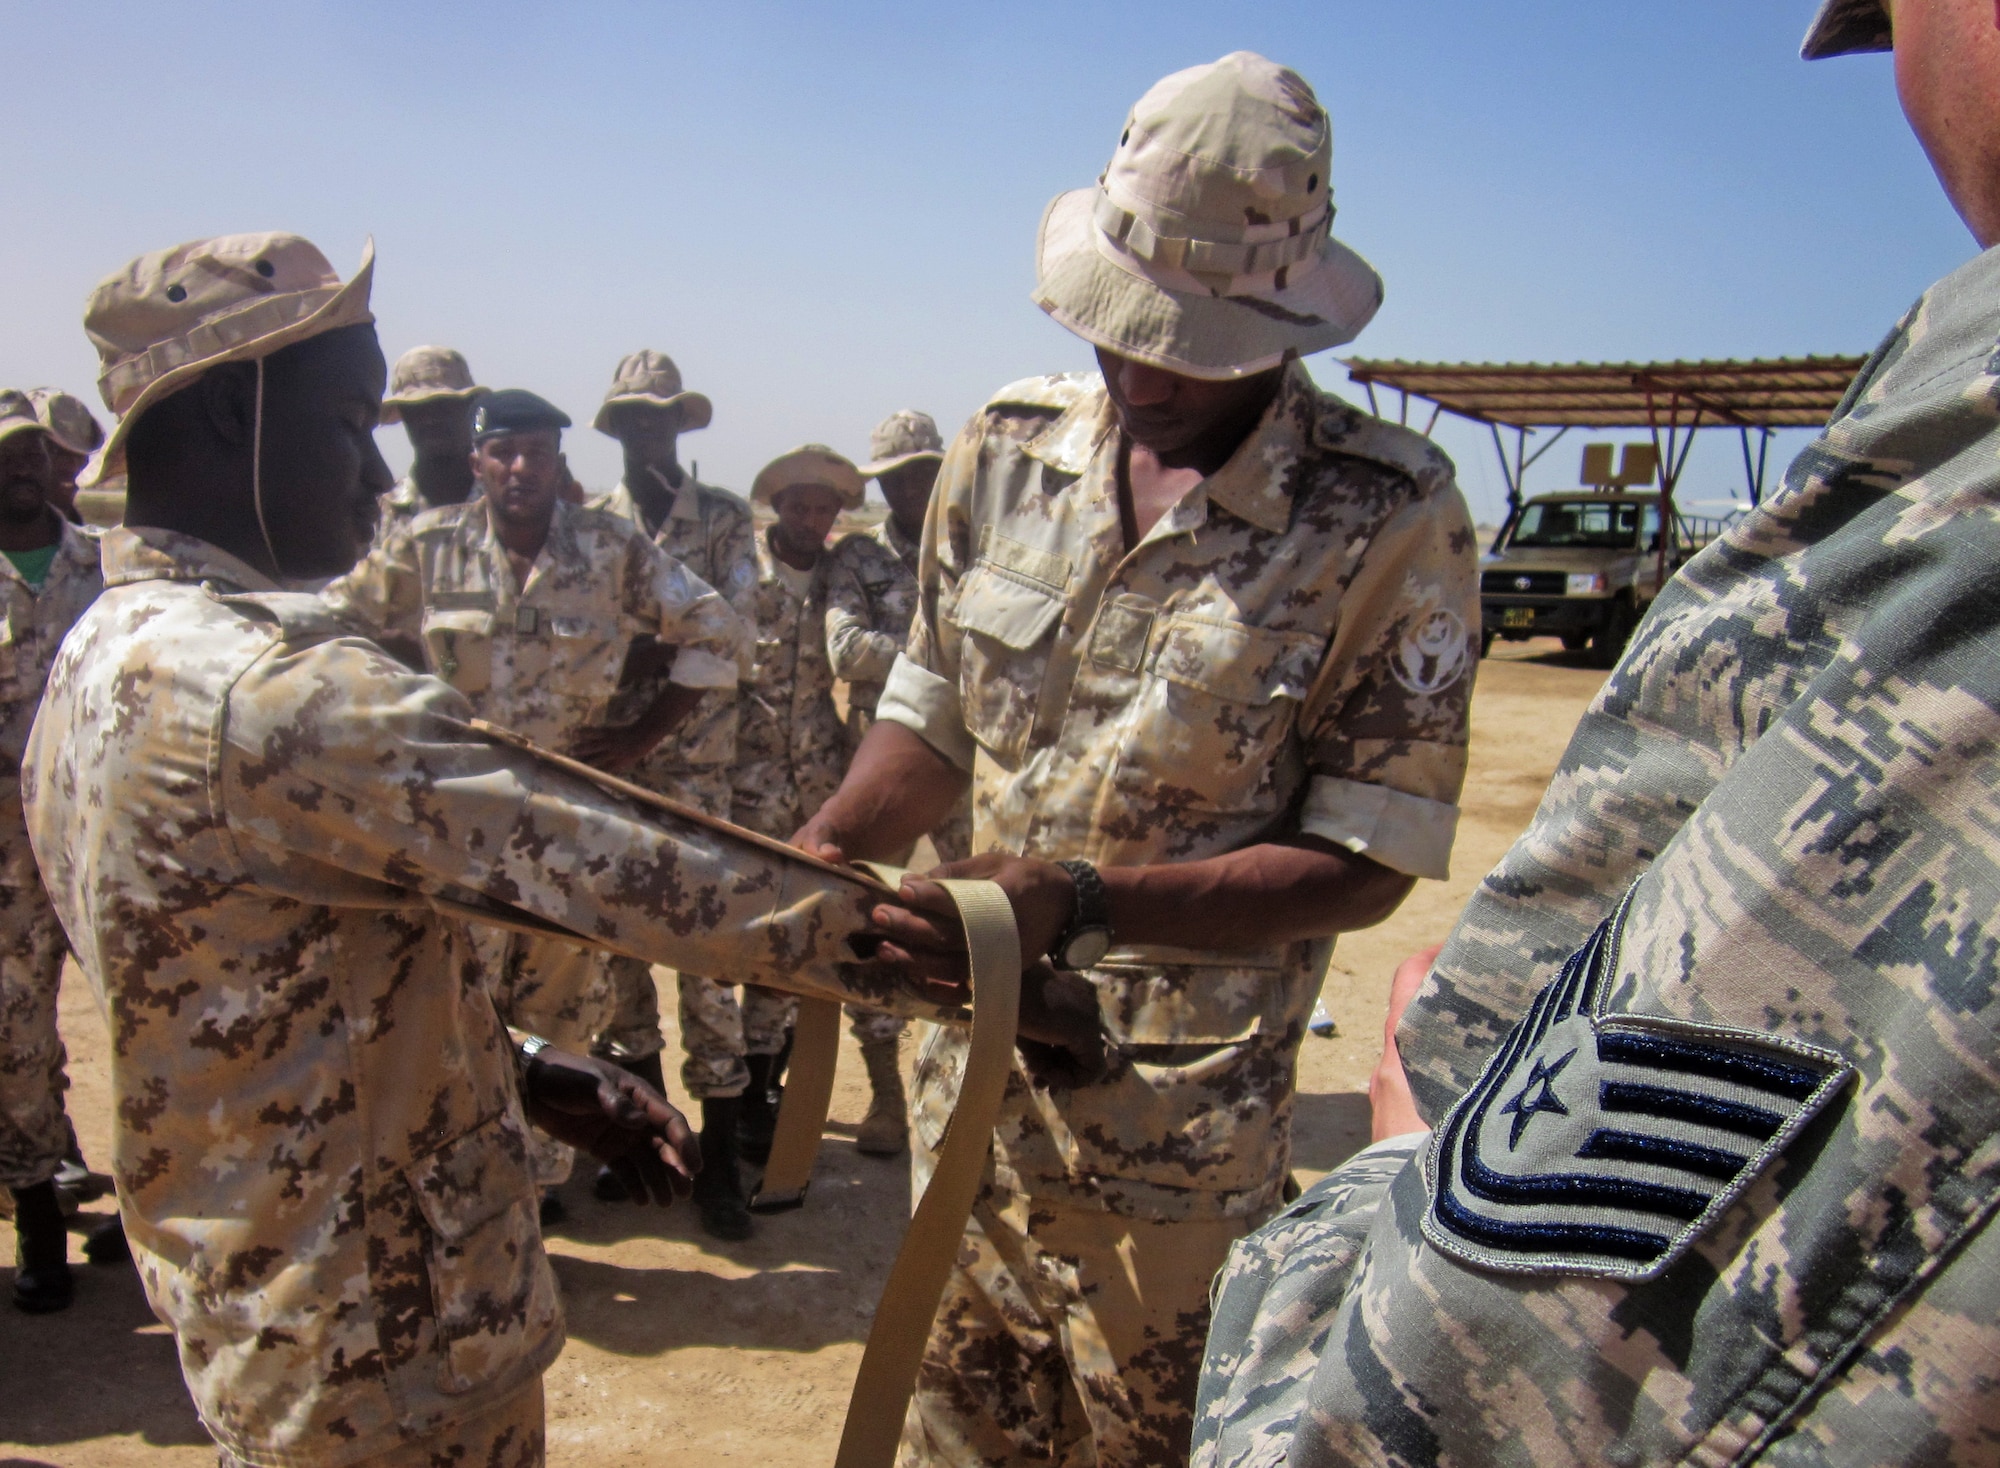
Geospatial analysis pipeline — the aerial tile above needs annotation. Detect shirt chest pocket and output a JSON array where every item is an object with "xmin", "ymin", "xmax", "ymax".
[
  {"xmin": 536, "ymin": 611, "xmax": 627, "ymax": 701},
  {"xmin": 1114, "ymin": 614, "xmax": 1320, "ymax": 816},
  {"xmin": 946, "ymin": 562, "xmax": 1067, "ymax": 766},
  {"xmin": 421, "ymin": 606, "xmax": 495, "ymax": 696}
]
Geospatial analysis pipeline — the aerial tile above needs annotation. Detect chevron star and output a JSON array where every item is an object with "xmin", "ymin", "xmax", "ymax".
[{"xmin": 1497, "ymin": 1047, "xmax": 1578, "ymax": 1150}]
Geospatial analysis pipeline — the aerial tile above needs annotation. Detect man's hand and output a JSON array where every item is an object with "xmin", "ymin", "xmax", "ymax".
[
  {"xmin": 1369, "ymin": 943, "xmax": 1441, "ymax": 1143},
  {"xmin": 569, "ymin": 720, "xmax": 664, "ymax": 773},
  {"xmin": 1016, "ymin": 961, "xmax": 1108, "ymax": 1084},
  {"xmin": 521, "ymin": 1047, "xmax": 700, "ymax": 1204},
  {"xmin": 865, "ymin": 853, "xmax": 1077, "ymax": 981}
]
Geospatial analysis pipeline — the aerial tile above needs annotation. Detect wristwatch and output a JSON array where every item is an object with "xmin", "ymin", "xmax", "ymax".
[
  {"xmin": 516, "ymin": 1033, "xmax": 554, "ymax": 1088},
  {"xmin": 1050, "ymin": 858, "xmax": 1113, "ymax": 971}
]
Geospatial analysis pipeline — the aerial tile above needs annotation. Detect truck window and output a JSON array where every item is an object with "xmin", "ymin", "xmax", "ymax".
[
  {"xmin": 1642, "ymin": 503, "xmax": 1662, "ymax": 551},
  {"xmin": 1508, "ymin": 500, "xmax": 1648, "ymax": 549}
]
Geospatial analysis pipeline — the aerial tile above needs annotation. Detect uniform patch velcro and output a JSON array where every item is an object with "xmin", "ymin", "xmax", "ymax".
[{"xmin": 1421, "ymin": 897, "xmax": 1853, "ymax": 1281}]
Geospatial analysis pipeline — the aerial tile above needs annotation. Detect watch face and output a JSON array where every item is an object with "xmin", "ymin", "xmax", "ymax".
[{"xmin": 1061, "ymin": 926, "xmax": 1113, "ymax": 971}]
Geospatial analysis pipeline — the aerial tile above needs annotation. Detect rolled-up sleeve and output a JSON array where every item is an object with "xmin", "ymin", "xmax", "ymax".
[
  {"xmin": 635, "ymin": 543, "xmax": 744, "ymax": 691},
  {"xmin": 877, "ymin": 653, "xmax": 975, "ymax": 771},
  {"xmin": 1295, "ymin": 486, "xmax": 1478, "ymax": 881}
]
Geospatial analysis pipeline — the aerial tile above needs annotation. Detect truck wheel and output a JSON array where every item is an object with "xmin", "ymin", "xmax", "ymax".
[
  {"xmin": 1560, "ymin": 630, "xmax": 1590, "ymax": 653},
  {"xmin": 1480, "ymin": 629, "xmax": 1494, "ymax": 659},
  {"xmin": 1592, "ymin": 599, "xmax": 1636, "ymax": 669}
]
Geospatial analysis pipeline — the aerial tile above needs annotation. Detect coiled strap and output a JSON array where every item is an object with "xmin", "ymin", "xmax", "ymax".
[{"xmin": 834, "ymin": 875, "xmax": 1020, "ymax": 1468}]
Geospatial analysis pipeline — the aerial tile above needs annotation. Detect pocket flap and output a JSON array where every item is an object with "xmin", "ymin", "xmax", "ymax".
[
  {"xmin": 406, "ymin": 1111, "xmax": 535, "ymax": 1241},
  {"xmin": 1090, "ymin": 958, "xmax": 1298, "ymax": 1045},
  {"xmin": 422, "ymin": 606, "xmax": 497, "ymax": 639},
  {"xmin": 1151, "ymin": 616, "xmax": 1318, "ymax": 704},
  {"xmin": 949, "ymin": 563, "xmax": 1066, "ymax": 651}
]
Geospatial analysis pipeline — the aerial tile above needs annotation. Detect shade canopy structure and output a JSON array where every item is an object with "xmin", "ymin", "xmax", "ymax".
[{"xmin": 1341, "ymin": 354, "xmax": 1867, "ymax": 577}]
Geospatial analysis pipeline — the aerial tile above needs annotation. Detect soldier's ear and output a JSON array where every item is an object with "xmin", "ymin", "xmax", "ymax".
[{"xmin": 198, "ymin": 361, "xmax": 259, "ymax": 450}]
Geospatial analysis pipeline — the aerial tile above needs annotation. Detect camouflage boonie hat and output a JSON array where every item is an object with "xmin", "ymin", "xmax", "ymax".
[
  {"xmin": 380, "ymin": 345, "xmax": 484, "ymax": 424},
  {"xmin": 1801, "ymin": 0, "xmax": 1890, "ymax": 59},
  {"xmin": 593, "ymin": 349, "xmax": 714, "ymax": 436},
  {"xmin": 751, "ymin": 444, "xmax": 865, "ymax": 509},
  {"xmin": 859, "ymin": 410, "xmax": 944, "ymax": 478},
  {"xmin": 1033, "ymin": 51, "xmax": 1382, "ymax": 380},
  {"xmin": 0, "ymin": 390, "xmax": 46, "ymax": 450},
  {"xmin": 80, "ymin": 231, "xmax": 375, "ymax": 486},
  {"xmin": 25, "ymin": 388, "xmax": 104, "ymax": 457}
]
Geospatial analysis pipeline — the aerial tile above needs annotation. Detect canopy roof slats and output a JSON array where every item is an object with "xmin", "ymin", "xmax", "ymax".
[{"xmin": 1341, "ymin": 356, "xmax": 1866, "ymax": 429}]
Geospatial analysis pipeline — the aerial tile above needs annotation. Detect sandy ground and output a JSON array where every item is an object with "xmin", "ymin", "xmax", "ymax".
[{"xmin": 1, "ymin": 643, "xmax": 1605, "ymax": 1467}]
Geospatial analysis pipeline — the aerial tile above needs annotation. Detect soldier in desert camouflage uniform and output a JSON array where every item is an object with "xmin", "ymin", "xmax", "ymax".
[
  {"xmin": 0, "ymin": 392, "xmax": 104, "ymax": 1314},
  {"xmin": 1193, "ymin": 6, "xmax": 2000, "ymax": 1465},
  {"xmin": 585, "ymin": 350, "xmax": 767, "ymax": 1229},
  {"xmin": 28, "ymin": 230, "xmax": 995, "ymax": 1468},
  {"xmin": 328, "ymin": 388, "xmax": 745, "ymax": 1211},
  {"xmin": 24, "ymin": 388, "xmax": 103, "ymax": 525},
  {"xmin": 689, "ymin": 444, "xmax": 867, "ymax": 1229},
  {"xmin": 373, "ymin": 344, "xmax": 484, "ymax": 542},
  {"xmin": 826, "ymin": 410, "xmax": 971, "ymax": 1157},
  {"xmin": 799, "ymin": 54, "xmax": 1477, "ymax": 1466}
]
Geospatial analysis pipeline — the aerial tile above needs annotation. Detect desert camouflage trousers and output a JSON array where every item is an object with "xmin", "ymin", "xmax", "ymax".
[
  {"xmin": 900, "ymin": 1138, "xmax": 1257, "ymax": 1468},
  {"xmin": 1190, "ymin": 1136, "xmax": 1423, "ymax": 1468},
  {"xmin": 598, "ymin": 765, "xmax": 733, "ymax": 1064},
  {"xmin": 476, "ymin": 924, "xmax": 613, "ymax": 1188},
  {"xmin": 0, "ymin": 876, "xmax": 73, "ymax": 1191},
  {"xmin": 218, "ymin": 1376, "xmax": 545, "ymax": 1468},
  {"xmin": 678, "ymin": 974, "xmax": 797, "ymax": 1099}
]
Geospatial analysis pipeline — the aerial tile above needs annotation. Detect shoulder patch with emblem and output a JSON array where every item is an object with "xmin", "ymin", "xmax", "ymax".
[{"xmin": 1421, "ymin": 889, "xmax": 1853, "ymax": 1281}]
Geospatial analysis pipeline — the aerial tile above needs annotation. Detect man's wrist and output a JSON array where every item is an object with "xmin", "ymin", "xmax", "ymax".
[{"xmin": 517, "ymin": 1034, "xmax": 554, "ymax": 1091}]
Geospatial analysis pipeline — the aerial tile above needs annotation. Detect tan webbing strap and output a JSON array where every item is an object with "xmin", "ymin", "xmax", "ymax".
[
  {"xmin": 835, "ymin": 876, "xmax": 1020, "ymax": 1468},
  {"xmin": 748, "ymin": 995, "xmax": 842, "ymax": 1212}
]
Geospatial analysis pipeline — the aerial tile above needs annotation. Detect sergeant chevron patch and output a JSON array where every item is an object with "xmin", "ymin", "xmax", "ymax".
[{"xmin": 1421, "ymin": 893, "xmax": 1854, "ymax": 1281}]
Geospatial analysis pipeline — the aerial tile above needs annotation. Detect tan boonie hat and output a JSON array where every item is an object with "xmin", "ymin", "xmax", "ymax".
[
  {"xmin": 380, "ymin": 345, "xmax": 484, "ymax": 424},
  {"xmin": 593, "ymin": 349, "xmax": 714, "ymax": 436},
  {"xmin": 80, "ymin": 231, "xmax": 375, "ymax": 486},
  {"xmin": 25, "ymin": 388, "xmax": 104, "ymax": 456},
  {"xmin": 1033, "ymin": 51, "xmax": 1382, "ymax": 381},
  {"xmin": 0, "ymin": 390, "xmax": 47, "ymax": 450},
  {"xmin": 859, "ymin": 410, "xmax": 945, "ymax": 478},
  {"xmin": 751, "ymin": 444, "xmax": 865, "ymax": 509},
  {"xmin": 1801, "ymin": 0, "xmax": 1890, "ymax": 59}
]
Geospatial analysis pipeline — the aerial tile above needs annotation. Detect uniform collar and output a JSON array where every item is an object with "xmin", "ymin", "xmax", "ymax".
[
  {"xmin": 608, "ymin": 468, "xmax": 703, "ymax": 531},
  {"xmin": 477, "ymin": 494, "xmax": 583, "ymax": 569},
  {"xmin": 100, "ymin": 524, "xmax": 278, "ymax": 592},
  {"xmin": 1022, "ymin": 361, "xmax": 1314, "ymax": 538},
  {"xmin": 0, "ymin": 512, "xmax": 100, "ymax": 590},
  {"xmin": 880, "ymin": 513, "xmax": 921, "ymax": 569},
  {"xmin": 383, "ymin": 477, "xmax": 424, "ymax": 513}
]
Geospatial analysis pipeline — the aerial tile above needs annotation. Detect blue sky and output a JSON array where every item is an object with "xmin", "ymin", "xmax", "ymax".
[{"xmin": 0, "ymin": 2, "xmax": 1972, "ymax": 522}]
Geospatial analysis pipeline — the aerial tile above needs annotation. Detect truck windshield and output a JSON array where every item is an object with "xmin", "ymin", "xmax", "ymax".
[{"xmin": 1508, "ymin": 500, "xmax": 1647, "ymax": 549}]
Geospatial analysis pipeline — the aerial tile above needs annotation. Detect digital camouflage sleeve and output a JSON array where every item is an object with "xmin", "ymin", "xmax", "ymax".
[{"xmin": 1193, "ymin": 244, "xmax": 2000, "ymax": 1465}]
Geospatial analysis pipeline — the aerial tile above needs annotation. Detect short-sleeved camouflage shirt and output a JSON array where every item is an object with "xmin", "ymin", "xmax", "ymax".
[
  {"xmin": 327, "ymin": 494, "xmax": 743, "ymax": 750},
  {"xmin": 881, "ymin": 362, "xmax": 1478, "ymax": 1220},
  {"xmin": 23, "ymin": 526, "xmax": 950, "ymax": 1465},
  {"xmin": 592, "ymin": 472, "xmax": 757, "ymax": 771}
]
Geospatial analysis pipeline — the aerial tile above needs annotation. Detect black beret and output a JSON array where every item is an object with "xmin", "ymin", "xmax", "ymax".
[{"xmin": 473, "ymin": 388, "xmax": 572, "ymax": 441}]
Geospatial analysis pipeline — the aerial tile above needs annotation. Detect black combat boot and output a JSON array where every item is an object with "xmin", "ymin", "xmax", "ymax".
[
  {"xmin": 692, "ymin": 1096, "xmax": 753, "ymax": 1241},
  {"xmin": 83, "ymin": 1213, "xmax": 130, "ymax": 1266},
  {"xmin": 593, "ymin": 1052, "xmax": 669, "ymax": 1202},
  {"xmin": 737, "ymin": 1052, "xmax": 782, "ymax": 1166},
  {"xmin": 11, "ymin": 1180, "xmax": 74, "ymax": 1314}
]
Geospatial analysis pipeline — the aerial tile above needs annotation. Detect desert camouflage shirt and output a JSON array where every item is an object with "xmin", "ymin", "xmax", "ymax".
[
  {"xmin": 0, "ymin": 514, "xmax": 101, "ymax": 885},
  {"xmin": 880, "ymin": 362, "xmax": 1477, "ymax": 1220},
  {"xmin": 826, "ymin": 516, "xmax": 920, "ymax": 724},
  {"xmin": 326, "ymin": 495, "xmax": 743, "ymax": 751},
  {"xmin": 21, "ymin": 526, "xmax": 954, "ymax": 1466},
  {"xmin": 591, "ymin": 470, "xmax": 757, "ymax": 771},
  {"xmin": 732, "ymin": 527, "xmax": 853, "ymax": 826},
  {"xmin": 1199, "ymin": 246, "xmax": 2000, "ymax": 1465}
]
